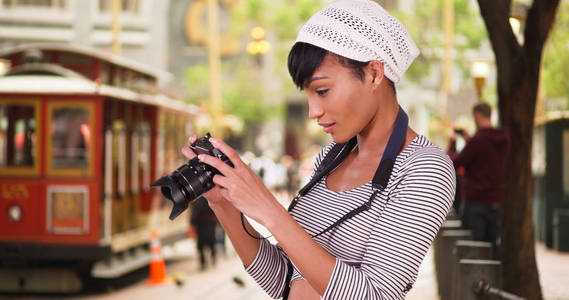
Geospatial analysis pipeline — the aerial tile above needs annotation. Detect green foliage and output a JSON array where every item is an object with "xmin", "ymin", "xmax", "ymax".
[
  {"xmin": 230, "ymin": 0, "xmax": 325, "ymax": 93},
  {"xmin": 185, "ymin": 63, "xmax": 210, "ymax": 104},
  {"xmin": 394, "ymin": 0, "xmax": 487, "ymax": 85},
  {"xmin": 543, "ymin": 1, "xmax": 569, "ymax": 109},
  {"xmin": 186, "ymin": 0, "xmax": 491, "ymax": 127},
  {"xmin": 184, "ymin": 0, "xmax": 326, "ymax": 126},
  {"xmin": 185, "ymin": 56, "xmax": 280, "ymax": 124},
  {"xmin": 222, "ymin": 58, "xmax": 278, "ymax": 124},
  {"xmin": 393, "ymin": 1, "xmax": 443, "ymax": 81},
  {"xmin": 230, "ymin": 0, "xmax": 323, "ymax": 39}
]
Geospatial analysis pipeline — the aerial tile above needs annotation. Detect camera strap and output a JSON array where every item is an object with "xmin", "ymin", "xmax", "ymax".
[
  {"xmin": 281, "ymin": 106, "xmax": 408, "ymax": 300},
  {"xmin": 287, "ymin": 105, "xmax": 408, "ymax": 217}
]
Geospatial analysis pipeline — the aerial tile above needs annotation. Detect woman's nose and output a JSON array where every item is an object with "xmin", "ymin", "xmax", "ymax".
[{"xmin": 308, "ymin": 98, "xmax": 324, "ymax": 119}]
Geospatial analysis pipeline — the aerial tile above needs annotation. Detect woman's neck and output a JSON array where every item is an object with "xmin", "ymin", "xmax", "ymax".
[{"xmin": 355, "ymin": 95, "xmax": 400, "ymax": 158}]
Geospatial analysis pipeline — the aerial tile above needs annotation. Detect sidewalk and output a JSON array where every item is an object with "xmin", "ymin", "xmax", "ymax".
[
  {"xmin": 79, "ymin": 240, "xmax": 567, "ymax": 300},
  {"xmin": 81, "ymin": 241, "xmax": 271, "ymax": 300},
  {"xmin": 535, "ymin": 242, "xmax": 569, "ymax": 300},
  {"xmin": 407, "ymin": 242, "xmax": 569, "ymax": 300}
]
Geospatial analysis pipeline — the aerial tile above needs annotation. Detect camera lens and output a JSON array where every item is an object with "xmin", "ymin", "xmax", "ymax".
[
  {"xmin": 151, "ymin": 133, "xmax": 234, "ymax": 220},
  {"xmin": 151, "ymin": 157, "xmax": 216, "ymax": 220}
]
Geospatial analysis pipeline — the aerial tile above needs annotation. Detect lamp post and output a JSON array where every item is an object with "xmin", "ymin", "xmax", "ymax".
[
  {"xmin": 207, "ymin": 0, "xmax": 224, "ymax": 137},
  {"xmin": 246, "ymin": 26, "xmax": 271, "ymax": 66},
  {"xmin": 111, "ymin": 0, "xmax": 122, "ymax": 55},
  {"xmin": 471, "ymin": 60, "xmax": 490, "ymax": 101}
]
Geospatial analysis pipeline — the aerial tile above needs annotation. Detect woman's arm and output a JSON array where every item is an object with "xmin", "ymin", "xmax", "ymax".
[
  {"xmin": 208, "ymin": 201, "xmax": 261, "ymax": 266},
  {"xmin": 198, "ymin": 138, "xmax": 455, "ymax": 299},
  {"xmin": 197, "ymin": 138, "xmax": 456, "ymax": 300},
  {"xmin": 320, "ymin": 148, "xmax": 455, "ymax": 299},
  {"xmin": 196, "ymin": 138, "xmax": 337, "ymax": 296},
  {"xmin": 181, "ymin": 136, "xmax": 260, "ymax": 267},
  {"xmin": 265, "ymin": 206, "xmax": 336, "ymax": 295}
]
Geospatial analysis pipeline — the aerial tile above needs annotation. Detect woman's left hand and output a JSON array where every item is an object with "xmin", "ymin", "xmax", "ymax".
[{"xmin": 197, "ymin": 138, "xmax": 284, "ymax": 227}]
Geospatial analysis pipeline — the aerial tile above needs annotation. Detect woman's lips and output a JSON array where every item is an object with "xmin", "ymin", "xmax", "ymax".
[{"xmin": 319, "ymin": 122, "xmax": 336, "ymax": 133}]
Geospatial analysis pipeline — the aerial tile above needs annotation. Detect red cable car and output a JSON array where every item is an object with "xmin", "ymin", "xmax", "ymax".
[{"xmin": 0, "ymin": 43, "xmax": 198, "ymax": 293}]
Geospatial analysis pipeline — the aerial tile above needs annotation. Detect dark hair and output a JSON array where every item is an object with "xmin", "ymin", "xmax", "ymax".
[
  {"xmin": 287, "ymin": 42, "xmax": 396, "ymax": 94},
  {"xmin": 473, "ymin": 102, "xmax": 492, "ymax": 119}
]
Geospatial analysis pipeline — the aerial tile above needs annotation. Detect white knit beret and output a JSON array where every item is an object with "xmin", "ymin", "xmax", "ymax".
[{"xmin": 295, "ymin": 0, "xmax": 420, "ymax": 83}]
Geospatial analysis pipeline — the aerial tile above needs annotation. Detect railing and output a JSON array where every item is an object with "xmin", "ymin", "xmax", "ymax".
[
  {"xmin": 434, "ymin": 217, "xmax": 527, "ymax": 300},
  {"xmin": 473, "ymin": 279, "xmax": 527, "ymax": 300}
]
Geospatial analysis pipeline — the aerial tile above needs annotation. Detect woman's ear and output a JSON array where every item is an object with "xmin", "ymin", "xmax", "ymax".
[{"xmin": 368, "ymin": 60, "xmax": 385, "ymax": 89}]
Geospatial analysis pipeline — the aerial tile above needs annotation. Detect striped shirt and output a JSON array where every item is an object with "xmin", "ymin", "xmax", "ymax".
[{"xmin": 246, "ymin": 135, "xmax": 455, "ymax": 299}]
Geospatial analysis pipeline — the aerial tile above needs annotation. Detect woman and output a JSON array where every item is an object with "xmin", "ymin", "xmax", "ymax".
[{"xmin": 182, "ymin": 0, "xmax": 455, "ymax": 299}]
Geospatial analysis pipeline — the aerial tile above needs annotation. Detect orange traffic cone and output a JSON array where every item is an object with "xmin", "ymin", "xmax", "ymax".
[{"xmin": 147, "ymin": 229, "xmax": 170, "ymax": 285}]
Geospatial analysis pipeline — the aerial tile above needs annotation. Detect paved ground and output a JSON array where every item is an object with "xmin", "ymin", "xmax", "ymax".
[
  {"xmin": 3, "ymin": 240, "xmax": 567, "ymax": 299},
  {"xmin": 535, "ymin": 243, "xmax": 569, "ymax": 300},
  {"xmin": 81, "ymin": 251, "xmax": 271, "ymax": 300}
]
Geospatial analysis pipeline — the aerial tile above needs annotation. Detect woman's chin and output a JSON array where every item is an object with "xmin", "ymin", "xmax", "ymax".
[{"xmin": 330, "ymin": 132, "xmax": 353, "ymax": 144}]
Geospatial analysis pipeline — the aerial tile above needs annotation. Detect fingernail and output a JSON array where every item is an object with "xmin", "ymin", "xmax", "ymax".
[
  {"xmin": 209, "ymin": 138, "xmax": 219, "ymax": 145},
  {"xmin": 198, "ymin": 155, "xmax": 204, "ymax": 160}
]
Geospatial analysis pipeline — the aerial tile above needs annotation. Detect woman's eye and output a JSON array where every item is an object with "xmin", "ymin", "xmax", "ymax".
[{"xmin": 316, "ymin": 89, "xmax": 329, "ymax": 96}]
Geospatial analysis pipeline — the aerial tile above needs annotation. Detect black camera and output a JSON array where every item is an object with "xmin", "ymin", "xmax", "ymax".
[
  {"xmin": 150, "ymin": 133, "xmax": 234, "ymax": 220},
  {"xmin": 453, "ymin": 128, "xmax": 465, "ymax": 135}
]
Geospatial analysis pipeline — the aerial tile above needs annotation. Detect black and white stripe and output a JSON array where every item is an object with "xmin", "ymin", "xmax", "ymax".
[{"xmin": 246, "ymin": 135, "xmax": 455, "ymax": 299}]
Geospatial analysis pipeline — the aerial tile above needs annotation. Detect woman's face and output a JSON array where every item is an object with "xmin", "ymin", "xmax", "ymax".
[{"xmin": 304, "ymin": 54, "xmax": 378, "ymax": 143}]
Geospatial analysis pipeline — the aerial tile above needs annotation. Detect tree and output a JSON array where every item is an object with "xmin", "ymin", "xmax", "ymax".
[
  {"xmin": 394, "ymin": 0, "xmax": 487, "ymax": 85},
  {"xmin": 476, "ymin": 0, "xmax": 560, "ymax": 299}
]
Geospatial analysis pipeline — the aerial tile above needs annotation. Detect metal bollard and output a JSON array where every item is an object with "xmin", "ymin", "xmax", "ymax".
[
  {"xmin": 452, "ymin": 240, "xmax": 493, "ymax": 300},
  {"xmin": 433, "ymin": 219, "xmax": 463, "ymax": 286},
  {"xmin": 457, "ymin": 259, "xmax": 501, "ymax": 300},
  {"xmin": 473, "ymin": 279, "xmax": 527, "ymax": 300},
  {"xmin": 433, "ymin": 221, "xmax": 460, "ymax": 299},
  {"xmin": 435, "ymin": 229, "xmax": 472, "ymax": 300}
]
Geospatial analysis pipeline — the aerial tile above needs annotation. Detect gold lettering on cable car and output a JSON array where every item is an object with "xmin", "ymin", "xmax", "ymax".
[
  {"xmin": 1, "ymin": 184, "xmax": 29, "ymax": 200},
  {"xmin": 51, "ymin": 190, "xmax": 85, "ymax": 228}
]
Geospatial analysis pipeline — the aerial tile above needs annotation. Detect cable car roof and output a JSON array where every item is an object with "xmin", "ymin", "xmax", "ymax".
[
  {"xmin": 0, "ymin": 43, "xmax": 173, "ymax": 82},
  {"xmin": 0, "ymin": 74, "xmax": 198, "ymax": 115}
]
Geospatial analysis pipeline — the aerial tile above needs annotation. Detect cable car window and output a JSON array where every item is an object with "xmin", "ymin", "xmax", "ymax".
[
  {"xmin": 0, "ymin": 103, "xmax": 36, "ymax": 168},
  {"xmin": 138, "ymin": 122, "xmax": 150, "ymax": 189},
  {"xmin": 50, "ymin": 106, "xmax": 90, "ymax": 169},
  {"xmin": 46, "ymin": 101, "xmax": 94, "ymax": 177}
]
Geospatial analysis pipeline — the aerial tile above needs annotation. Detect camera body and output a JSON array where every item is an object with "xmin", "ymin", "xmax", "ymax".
[
  {"xmin": 190, "ymin": 133, "xmax": 233, "ymax": 165},
  {"xmin": 150, "ymin": 133, "xmax": 233, "ymax": 220}
]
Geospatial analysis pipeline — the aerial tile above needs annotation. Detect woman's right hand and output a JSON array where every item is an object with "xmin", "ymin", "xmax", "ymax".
[{"xmin": 181, "ymin": 135, "xmax": 226, "ymax": 206}]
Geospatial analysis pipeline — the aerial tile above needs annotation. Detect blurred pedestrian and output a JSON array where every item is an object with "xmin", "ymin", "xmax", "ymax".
[
  {"xmin": 448, "ymin": 102, "xmax": 510, "ymax": 259},
  {"xmin": 182, "ymin": 1, "xmax": 455, "ymax": 298},
  {"xmin": 190, "ymin": 197, "xmax": 218, "ymax": 270}
]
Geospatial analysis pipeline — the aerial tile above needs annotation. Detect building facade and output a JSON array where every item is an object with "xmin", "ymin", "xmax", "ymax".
[{"xmin": 0, "ymin": 0, "xmax": 170, "ymax": 79}]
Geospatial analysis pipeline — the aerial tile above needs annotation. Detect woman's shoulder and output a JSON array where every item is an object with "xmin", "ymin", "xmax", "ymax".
[
  {"xmin": 397, "ymin": 135, "xmax": 454, "ymax": 172},
  {"xmin": 389, "ymin": 136, "xmax": 456, "ymax": 207}
]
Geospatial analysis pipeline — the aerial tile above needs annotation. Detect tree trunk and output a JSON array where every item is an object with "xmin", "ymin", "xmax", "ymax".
[
  {"xmin": 499, "ymin": 71, "xmax": 542, "ymax": 300},
  {"xmin": 476, "ymin": 0, "xmax": 560, "ymax": 299}
]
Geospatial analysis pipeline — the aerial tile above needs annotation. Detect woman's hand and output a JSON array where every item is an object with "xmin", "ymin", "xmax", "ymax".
[
  {"xmin": 196, "ymin": 137, "xmax": 286, "ymax": 227},
  {"xmin": 181, "ymin": 135, "xmax": 226, "ymax": 206}
]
